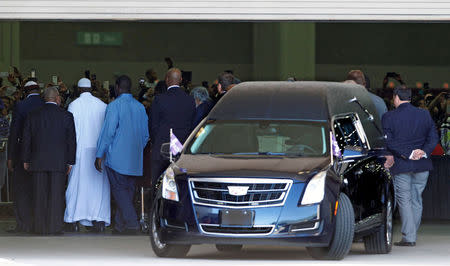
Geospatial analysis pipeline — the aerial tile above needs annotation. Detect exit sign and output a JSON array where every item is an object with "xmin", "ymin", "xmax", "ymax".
[{"xmin": 76, "ymin": 32, "xmax": 123, "ymax": 46}]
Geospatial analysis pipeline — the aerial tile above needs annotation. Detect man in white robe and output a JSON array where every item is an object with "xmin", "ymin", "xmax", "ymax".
[{"xmin": 64, "ymin": 78, "xmax": 110, "ymax": 232}]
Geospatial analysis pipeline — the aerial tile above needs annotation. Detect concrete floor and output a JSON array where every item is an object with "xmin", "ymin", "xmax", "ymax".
[{"xmin": 0, "ymin": 222, "xmax": 449, "ymax": 266}]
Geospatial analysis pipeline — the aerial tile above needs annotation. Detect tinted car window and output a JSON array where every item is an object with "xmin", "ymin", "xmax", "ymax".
[
  {"xmin": 334, "ymin": 115, "xmax": 369, "ymax": 150},
  {"xmin": 186, "ymin": 120, "xmax": 328, "ymax": 157}
]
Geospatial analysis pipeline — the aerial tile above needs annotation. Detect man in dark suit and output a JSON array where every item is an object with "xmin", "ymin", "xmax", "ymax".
[
  {"xmin": 150, "ymin": 68, "xmax": 195, "ymax": 187},
  {"xmin": 382, "ymin": 86, "xmax": 439, "ymax": 247},
  {"xmin": 214, "ymin": 72, "xmax": 234, "ymax": 103},
  {"xmin": 22, "ymin": 86, "xmax": 76, "ymax": 235},
  {"xmin": 7, "ymin": 81, "xmax": 44, "ymax": 233}
]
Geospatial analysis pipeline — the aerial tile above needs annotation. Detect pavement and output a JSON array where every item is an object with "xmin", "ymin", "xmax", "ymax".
[{"xmin": 0, "ymin": 222, "xmax": 449, "ymax": 266}]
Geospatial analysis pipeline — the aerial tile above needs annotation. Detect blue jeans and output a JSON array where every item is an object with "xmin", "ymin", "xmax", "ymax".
[
  {"xmin": 106, "ymin": 166, "xmax": 139, "ymax": 232},
  {"xmin": 394, "ymin": 171, "xmax": 429, "ymax": 242}
]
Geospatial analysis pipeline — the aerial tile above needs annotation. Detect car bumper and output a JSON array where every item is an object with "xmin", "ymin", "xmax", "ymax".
[
  {"xmin": 158, "ymin": 194, "xmax": 334, "ymax": 247},
  {"xmin": 160, "ymin": 223, "xmax": 330, "ymax": 247}
]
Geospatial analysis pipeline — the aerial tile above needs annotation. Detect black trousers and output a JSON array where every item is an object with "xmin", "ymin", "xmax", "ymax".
[
  {"xmin": 12, "ymin": 165, "xmax": 33, "ymax": 232},
  {"xmin": 105, "ymin": 166, "xmax": 139, "ymax": 232},
  {"xmin": 150, "ymin": 159, "xmax": 170, "ymax": 188},
  {"xmin": 32, "ymin": 171, "xmax": 66, "ymax": 235},
  {"xmin": 150, "ymin": 159, "xmax": 170, "ymax": 202}
]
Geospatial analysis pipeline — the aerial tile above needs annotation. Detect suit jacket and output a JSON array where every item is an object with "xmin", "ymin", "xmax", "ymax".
[
  {"xmin": 22, "ymin": 103, "xmax": 76, "ymax": 172},
  {"xmin": 382, "ymin": 102, "xmax": 439, "ymax": 175},
  {"xmin": 7, "ymin": 94, "xmax": 45, "ymax": 163},
  {"xmin": 193, "ymin": 99, "xmax": 214, "ymax": 128},
  {"xmin": 150, "ymin": 86, "xmax": 196, "ymax": 160}
]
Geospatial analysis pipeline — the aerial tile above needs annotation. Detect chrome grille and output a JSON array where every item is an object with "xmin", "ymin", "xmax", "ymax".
[
  {"xmin": 200, "ymin": 224, "xmax": 274, "ymax": 235},
  {"xmin": 189, "ymin": 178, "xmax": 292, "ymax": 208}
]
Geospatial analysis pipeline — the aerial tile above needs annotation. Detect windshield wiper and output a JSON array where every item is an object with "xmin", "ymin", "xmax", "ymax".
[
  {"xmin": 231, "ymin": 152, "xmax": 286, "ymax": 156},
  {"xmin": 194, "ymin": 152, "xmax": 225, "ymax": 155}
]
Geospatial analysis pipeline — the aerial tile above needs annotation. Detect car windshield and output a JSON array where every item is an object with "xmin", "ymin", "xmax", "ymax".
[{"xmin": 186, "ymin": 120, "xmax": 328, "ymax": 157}]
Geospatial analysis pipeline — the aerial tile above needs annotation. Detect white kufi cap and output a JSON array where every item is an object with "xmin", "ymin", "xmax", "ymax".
[
  {"xmin": 77, "ymin": 78, "xmax": 91, "ymax": 88},
  {"xmin": 24, "ymin": 81, "xmax": 38, "ymax": 87}
]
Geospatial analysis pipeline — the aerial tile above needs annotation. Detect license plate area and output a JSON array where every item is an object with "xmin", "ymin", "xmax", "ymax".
[{"xmin": 220, "ymin": 209, "xmax": 255, "ymax": 227}]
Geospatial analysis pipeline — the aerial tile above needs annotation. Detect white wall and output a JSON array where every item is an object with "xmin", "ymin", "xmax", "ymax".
[{"xmin": 3, "ymin": 0, "xmax": 450, "ymax": 21}]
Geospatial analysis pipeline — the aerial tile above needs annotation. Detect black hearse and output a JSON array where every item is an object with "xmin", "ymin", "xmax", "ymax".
[{"xmin": 150, "ymin": 82, "xmax": 394, "ymax": 260}]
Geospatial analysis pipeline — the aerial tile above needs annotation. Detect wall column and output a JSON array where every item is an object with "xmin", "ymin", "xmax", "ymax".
[
  {"xmin": 0, "ymin": 22, "xmax": 20, "ymax": 75},
  {"xmin": 252, "ymin": 23, "xmax": 281, "ymax": 81},
  {"xmin": 252, "ymin": 22, "xmax": 315, "ymax": 81},
  {"xmin": 279, "ymin": 22, "xmax": 315, "ymax": 81}
]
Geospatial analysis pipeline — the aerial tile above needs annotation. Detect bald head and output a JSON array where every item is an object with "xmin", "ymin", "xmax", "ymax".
[
  {"xmin": 165, "ymin": 68, "xmax": 182, "ymax": 87},
  {"xmin": 44, "ymin": 86, "xmax": 60, "ymax": 102}
]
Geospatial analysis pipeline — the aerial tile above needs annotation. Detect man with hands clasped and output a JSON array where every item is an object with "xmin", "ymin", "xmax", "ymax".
[{"xmin": 382, "ymin": 86, "xmax": 439, "ymax": 247}]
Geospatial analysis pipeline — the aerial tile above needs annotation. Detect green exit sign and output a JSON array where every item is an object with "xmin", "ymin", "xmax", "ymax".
[{"xmin": 76, "ymin": 32, "xmax": 123, "ymax": 46}]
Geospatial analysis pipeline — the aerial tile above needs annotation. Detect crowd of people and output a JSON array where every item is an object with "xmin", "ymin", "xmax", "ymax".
[
  {"xmin": 0, "ymin": 65, "xmax": 239, "ymax": 235},
  {"xmin": 0, "ymin": 64, "xmax": 448, "ymax": 236}
]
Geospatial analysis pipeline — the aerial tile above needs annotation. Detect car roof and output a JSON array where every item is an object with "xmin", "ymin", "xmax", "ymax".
[
  {"xmin": 209, "ymin": 81, "xmax": 329, "ymax": 121},
  {"xmin": 208, "ymin": 81, "xmax": 384, "ymax": 148}
]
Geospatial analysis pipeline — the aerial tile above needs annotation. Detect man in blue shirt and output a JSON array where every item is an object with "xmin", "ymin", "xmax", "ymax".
[
  {"xmin": 95, "ymin": 75, "xmax": 149, "ymax": 234},
  {"xmin": 382, "ymin": 86, "xmax": 438, "ymax": 247}
]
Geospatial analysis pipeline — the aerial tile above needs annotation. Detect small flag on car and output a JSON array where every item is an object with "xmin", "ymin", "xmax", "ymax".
[
  {"xmin": 170, "ymin": 129, "xmax": 183, "ymax": 156},
  {"xmin": 331, "ymin": 133, "xmax": 342, "ymax": 157}
]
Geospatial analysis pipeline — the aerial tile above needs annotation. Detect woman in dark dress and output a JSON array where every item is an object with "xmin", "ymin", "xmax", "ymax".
[{"xmin": 191, "ymin": 86, "xmax": 214, "ymax": 128}]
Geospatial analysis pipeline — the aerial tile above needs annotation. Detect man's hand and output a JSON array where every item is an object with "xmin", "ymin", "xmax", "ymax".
[
  {"xmin": 411, "ymin": 149, "xmax": 426, "ymax": 160},
  {"xmin": 95, "ymin": 158, "xmax": 103, "ymax": 173},
  {"xmin": 23, "ymin": 163, "xmax": 30, "ymax": 171},
  {"xmin": 67, "ymin": 165, "xmax": 73, "ymax": 175},
  {"xmin": 7, "ymin": 160, "xmax": 14, "ymax": 172},
  {"xmin": 384, "ymin": 155, "xmax": 395, "ymax": 169}
]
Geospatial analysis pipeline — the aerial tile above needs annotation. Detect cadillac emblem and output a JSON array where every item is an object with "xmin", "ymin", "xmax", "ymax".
[{"xmin": 227, "ymin": 186, "xmax": 249, "ymax": 196}]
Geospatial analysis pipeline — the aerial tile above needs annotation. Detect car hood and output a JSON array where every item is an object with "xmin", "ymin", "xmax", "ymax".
[{"xmin": 175, "ymin": 154, "xmax": 331, "ymax": 181}]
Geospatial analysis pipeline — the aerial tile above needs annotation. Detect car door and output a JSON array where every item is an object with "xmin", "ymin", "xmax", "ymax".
[{"xmin": 332, "ymin": 113, "xmax": 385, "ymax": 222}]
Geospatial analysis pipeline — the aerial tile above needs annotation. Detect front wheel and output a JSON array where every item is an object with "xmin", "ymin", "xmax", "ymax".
[
  {"xmin": 149, "ymin": 202, "xmax": 191, "ymax": 258},
  {"xmin": 364, "ymin": 193, "xmax": 393, "ymax": 254},
  {"xmin": 307, "ymin": 193, "xmax": 355, "ymax": 260}
]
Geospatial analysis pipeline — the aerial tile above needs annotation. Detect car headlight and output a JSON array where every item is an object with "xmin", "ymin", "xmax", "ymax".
[
  {"xmin": 162, "ymin": 167, "xmax": 179, "ymax": 202},
  {"xmin": 301, "ymin": 171, "xmax": 327, "ymax": 205}
]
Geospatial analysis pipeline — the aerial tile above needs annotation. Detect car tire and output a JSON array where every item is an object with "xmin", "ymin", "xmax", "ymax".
[
  {"xmin": 149, "ymin": 202, "xmax": 191, "ymax": 258},
  {"xmin": 215, "ymin": 244, "xmax": 243, "ymax": 253},
  {"xmin": 364, "ymin": 192, "xmax": 393, "ymax": 254},
  {"xmin": 307, "ymin": 193, "xmax": 355, "ymax": 260}
]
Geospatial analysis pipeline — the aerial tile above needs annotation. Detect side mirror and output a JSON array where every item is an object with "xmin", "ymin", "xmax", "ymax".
[
  {"xmin": 342, "ymin": 146, "xmax": 367, "ymax": 160},
  {"xmin": 160, "ymin": 143, "xmax": 171, "ymax": 160}
]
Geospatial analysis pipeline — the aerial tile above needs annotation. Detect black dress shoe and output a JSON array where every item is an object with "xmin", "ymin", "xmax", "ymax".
[
  {"xmin": 64, "ymin": 222, "xmax": 80, "ymax": 232},
  {"xmin": 72, "ymin": 222, "xmax": 80, "ymax": 232},
  {"xmin": 92, "ymin": 221, "xmax": 106, "ymax": 233},
  {"xmin": 394, "ymin": 241, "xmax": 416, "ymax": 246}
]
